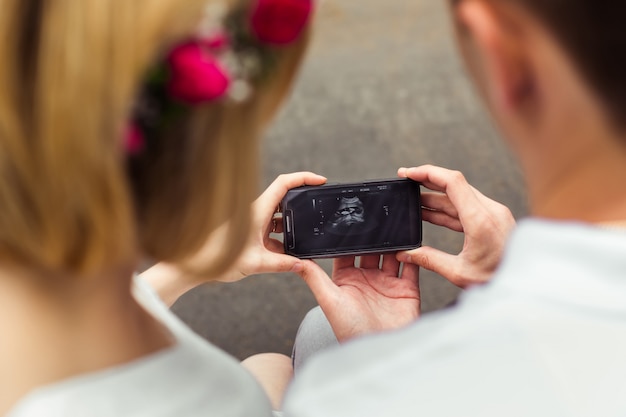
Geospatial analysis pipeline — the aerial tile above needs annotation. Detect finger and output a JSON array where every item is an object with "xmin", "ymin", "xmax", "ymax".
[
  {"xmin": 266, "ymin": 238, "xmax": 285, "ymax": 254},
  {"xmin": 240, "ymin": 249, "xmax": 299, "ymax": 277},
  {"xmin": 399, "ymin": 165, "xmax": 455, "ymax": 193},
  {"xmin": 397, "ymin": 246, "xmax": 463, "ymax": 287},
  {"xmin": 400, "ymin": 262, "xmax": 420, "ymax": 287},
  {"xmin": 333, "ymin": 256, "xmax": 355, "ymax": 274},
  {"xmin": 399, "ymin": 165, "xmax": 481, "ymax": 221},
  {"xmin": 381, "ymin": 254, "xmax": 400, "ymax": 276},
  {"xmin": 399, "ymin": 165, "xmax": 468, "ymax": 195},
  {"xmin": 295, "ymin": 260, "xmax": 340, "ymax": 306},
  {"xmin": 259, "ymin": 253, "xmax": 302, "ymax": 274},
  {"xmin": 420, "ymin": 192, "xmax": 459, "ymax": 218},
  {"xmin": 359, "ymin": 254, "xmax": 381, "ymax": 269},
  {"xmin": 421, "ymin": 210, "xmax": 464, "ymax": 232},
  {"xmin": 256, "ymin": 172, "xmax": 327, "ymax": 215},
  {"xmin": 268, "ymin": 217, "xmax": 284, "ymax": 234},
  {"xmin": 398, "ymin": 166, "xmax": 447, "ymax": 193}
]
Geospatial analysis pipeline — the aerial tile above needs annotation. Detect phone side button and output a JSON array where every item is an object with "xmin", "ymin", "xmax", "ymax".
[{"xmin": 285, "ymin": 211, "xmax": 295, "ymax": 249}]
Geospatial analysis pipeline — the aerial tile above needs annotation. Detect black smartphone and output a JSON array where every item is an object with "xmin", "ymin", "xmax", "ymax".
[{"xmin": 281, "ymin": 178, "xmax": 422, "ymax": 258}]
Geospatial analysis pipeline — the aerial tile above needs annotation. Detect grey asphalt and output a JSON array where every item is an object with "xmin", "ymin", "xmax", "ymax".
[{"xmin": 171, "ymin": 0, "xmax": 528, "ymax": 360}]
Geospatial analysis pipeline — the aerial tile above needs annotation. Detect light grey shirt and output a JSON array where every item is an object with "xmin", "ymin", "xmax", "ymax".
[
  {"xmin": 284, "ymin": 219, "xmax": 626, "ymax": 417},
  {"xmin": 8, "ymin": 277, "xmax": 274, "ymax": 417}
]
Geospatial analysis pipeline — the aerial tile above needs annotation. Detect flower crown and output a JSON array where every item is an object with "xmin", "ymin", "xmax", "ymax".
[{"xmin": 126, "ymin": 0, "xmax": 314, "ymax": 155}]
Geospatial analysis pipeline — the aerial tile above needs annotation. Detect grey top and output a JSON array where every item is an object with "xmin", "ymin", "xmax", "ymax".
[
  {"xmin": 8, "ymin": 277, "xmax": 274, "ymax": 417},
  {"xmin": 284, "ymin": 219, "xmax": 626, "ymax": 417}
]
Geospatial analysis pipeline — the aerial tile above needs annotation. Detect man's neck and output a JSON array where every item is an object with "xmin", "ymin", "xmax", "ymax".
[
  {"xmin": 0, "ymin": 266, "xmax": 173, "ymax": 415},
  {"xmin": 525, "ymin": 127, "xmax": 626, "ymax": 224}
]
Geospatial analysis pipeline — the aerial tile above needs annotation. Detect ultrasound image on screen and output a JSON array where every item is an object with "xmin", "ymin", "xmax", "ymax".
[
  {"xmin": 326, "ymin": 196, "xmax": 376, "ymax": 235},
  {"xmin": 289, "ymin": 183, "xmax": 417, "ymax": 255}
]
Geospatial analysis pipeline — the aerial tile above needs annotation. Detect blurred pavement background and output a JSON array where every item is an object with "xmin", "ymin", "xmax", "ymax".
[{"xmin": 172, "ymin": 0, "xmax": 528, "ymax": 360}]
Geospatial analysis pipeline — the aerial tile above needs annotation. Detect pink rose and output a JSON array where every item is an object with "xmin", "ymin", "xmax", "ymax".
[
  {"xmin": 166, "ymin": 42, "xmax": 230, "ymax": 104},
  {"xmin": 125, "ymin": 123, "xmax": 145, "ymax": 155},
  {"xmin": 250, "ymin": 0, "xmax": 313, "ymax": 45},
  {"xmin": 200, "ymin": 31, "xmax": 230, "ymax": 52}
]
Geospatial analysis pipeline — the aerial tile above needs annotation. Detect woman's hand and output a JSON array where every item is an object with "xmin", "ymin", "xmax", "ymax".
[
  {"xmin": 396, "ymin": 165, "xmax": 516, "ymax": 288},
  {"xmin": 216, "ymin": 171, "xmax": 327, "ymax": 283},
  {"xmin": 141, "ymin": 172, "xmax": 326, "ymax": 306},
  {"xmin": 295, "ymin": 254, "xmax": 420, "ymax": 342}
]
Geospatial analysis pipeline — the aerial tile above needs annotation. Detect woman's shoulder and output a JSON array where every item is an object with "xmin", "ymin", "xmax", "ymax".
[
  {"xmin": 7, "ymin": 279, "xmax": 273, "ymax": 417},
  {"xmin": 9, "ymin": 341, "xmax": 273, "ymax": 417}
]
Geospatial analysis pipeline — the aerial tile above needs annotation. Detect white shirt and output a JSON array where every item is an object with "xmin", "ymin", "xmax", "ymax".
[
  {"xmin": 284, "ymin": 219, "xmax": 626, "ymax": 417},
  {"xmin": 8, "ymin": 278, "xmax": 274, "ymax": 417}
]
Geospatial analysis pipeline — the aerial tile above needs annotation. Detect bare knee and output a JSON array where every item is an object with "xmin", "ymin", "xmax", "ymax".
[{"xmin": 241, "ymin": 353, "xmax": 293, "ymax": 410}]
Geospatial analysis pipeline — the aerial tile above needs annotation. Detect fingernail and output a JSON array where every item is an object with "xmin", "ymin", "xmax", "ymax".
[
  {"xmin": 397, "ymin": 253, "xmax": 410, "ymax": 263},
  {"xmin": 398, "ymin": 167, "xmax": 407, "ymax": 177}
]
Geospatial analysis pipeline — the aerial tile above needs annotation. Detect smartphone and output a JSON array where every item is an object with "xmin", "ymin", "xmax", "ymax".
[{"xmin": 281, "ymin": 178, "xmax": 422, "ymax": 258}]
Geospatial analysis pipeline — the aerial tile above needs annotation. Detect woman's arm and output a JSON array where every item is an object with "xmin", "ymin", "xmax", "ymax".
[{"xmin": 141, "ymin": 172, "xmax": 327, "ymax": 306}]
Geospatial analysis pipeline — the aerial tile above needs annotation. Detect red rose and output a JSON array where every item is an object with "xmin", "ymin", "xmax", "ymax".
[
  {"xmin": 250, "ymin": 0, "xmax": 313, "ymax": 45},
  {"xmin": 166, "ymin": 42, "xmax": 230, "ymax": 104}
]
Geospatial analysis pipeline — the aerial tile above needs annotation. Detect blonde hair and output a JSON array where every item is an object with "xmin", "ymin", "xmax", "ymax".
[{"xmin": 0, "ymin": 0, "xmax": 310, "ymax": 277}]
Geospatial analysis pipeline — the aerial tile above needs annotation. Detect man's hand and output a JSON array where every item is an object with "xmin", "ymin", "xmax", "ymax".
[
  {"xmin": 296, "ymin": 254, "xmax": 420, "ymax": 342},
  {"xmin": 397, "ymin": 165, "xmax": 516, "ymax": 288}
]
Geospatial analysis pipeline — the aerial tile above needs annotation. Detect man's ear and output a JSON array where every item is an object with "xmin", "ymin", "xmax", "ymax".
[{"xmin": 455, "ymin": 0, "xmax": 535, "ymax": 112}]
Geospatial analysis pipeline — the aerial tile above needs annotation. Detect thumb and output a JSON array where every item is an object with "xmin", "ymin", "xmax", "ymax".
[
  {"xmin": 259, "ymin": 253, "xmax": 301, "ymax": 274},
  {"xmin": 397, "ymin": 246, "xmax": 462, "ymax": 286},
  {"xmin": 294, "ymin": 260, "xmax": 340, "ymax": 306}
]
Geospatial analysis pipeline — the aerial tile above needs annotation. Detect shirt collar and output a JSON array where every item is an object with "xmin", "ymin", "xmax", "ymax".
[{"xmin": 490, "ymin": 218, "xmax": 626, "ymax": 312}]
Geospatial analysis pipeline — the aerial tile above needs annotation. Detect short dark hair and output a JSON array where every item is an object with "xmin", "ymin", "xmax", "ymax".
[{"xmin": 506, "ymin": 1, "xmax": 626, "ymax": 129}]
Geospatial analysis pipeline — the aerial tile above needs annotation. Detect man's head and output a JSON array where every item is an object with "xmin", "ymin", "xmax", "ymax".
[
  {"xmin": 455, "ymin": 0, "xmax": 626, "ymax": 125},
  {"xmin": 450, "ymin": 0, "xmax": 626, "ymax": 221}
]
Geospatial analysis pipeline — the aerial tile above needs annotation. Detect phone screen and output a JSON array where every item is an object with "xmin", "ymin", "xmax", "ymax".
[{"xmin": 283, "ymin": 179, "xmax": 421, "ymax": 258}]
